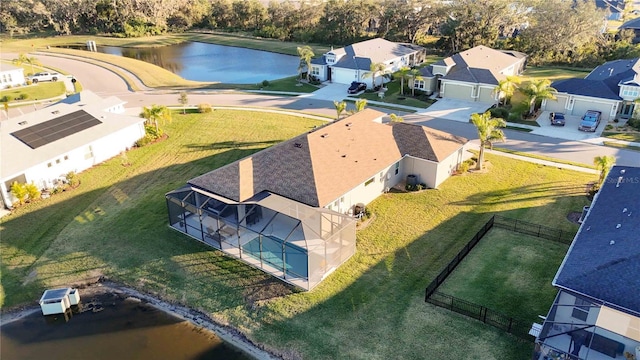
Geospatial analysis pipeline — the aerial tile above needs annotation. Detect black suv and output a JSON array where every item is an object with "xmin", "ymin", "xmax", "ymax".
[{"xmin": 347, "ymin": 81, "xmax": 367, "ymax": 94}]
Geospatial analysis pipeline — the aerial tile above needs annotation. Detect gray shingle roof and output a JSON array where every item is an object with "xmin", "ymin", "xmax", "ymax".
[
  {"xmin": 553, "ymin": 58, "xmax": 640, "ymax": 100},
  {"xmin": 552, "ymin": 78, "xmax": 621, "ymax": 100},
  {"xmin": 554, "ymin": 166, "xmax": 640, "ymax": 315},
  {"xmin": 621, "ymin": 17, "xmax": 640, "ymax": 30},
  {"xmin": 439, "ymin": 46, "xmax": 525, "ymax": 85},
  {"xmin": 330, "ymin": 38, "xmax": 419, "ymax": 71}
]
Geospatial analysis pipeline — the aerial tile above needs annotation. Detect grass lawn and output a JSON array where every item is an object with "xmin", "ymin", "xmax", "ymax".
[
  {"xmin": 357, "ymin": 79, "xmax": 433, "ymax": 108},
  {"xmin": 0, "ymin": 81, "xmax": 66, "ymax": 103},
  {"xmin": 602, "ymin": 131, "xmax": 640, "ymax": 143},
  {"xmin": 603, "ymin": 141, "xmax": 640, "ymax": 152},
  {"xmin": 262, "ymin": 76, "xmax": 318, "ymax": 93},
  {"xmin": 1, "ymin": 109, "xmax": 593, "ymax": 359},
  {"xmin": 492, "ymin": 147, "xmax": 597, "ymax": 169},
  {"xmin": 438, "ymin": 227, "xmax": 568, "ymax": 322}
]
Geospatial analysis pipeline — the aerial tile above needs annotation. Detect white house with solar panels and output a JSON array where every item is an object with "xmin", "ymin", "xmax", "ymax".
[{"xmin": 0, "ymin": 91, "xmax": 145, "ymax": 208}]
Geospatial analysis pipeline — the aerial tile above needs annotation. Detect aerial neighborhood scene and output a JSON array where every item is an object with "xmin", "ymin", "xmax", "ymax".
[{"xmin": 1, "ymin": 0, "xmax": 640, "ymax": 359}]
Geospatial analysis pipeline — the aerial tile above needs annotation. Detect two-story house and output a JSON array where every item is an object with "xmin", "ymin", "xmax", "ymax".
[
  {"xmin": 534, "ymin": 165, "xmax": 640, "ymax": 360},
  {"xmin": 544, "ymin": 58, "xmax": 640, "ymax": 121}
]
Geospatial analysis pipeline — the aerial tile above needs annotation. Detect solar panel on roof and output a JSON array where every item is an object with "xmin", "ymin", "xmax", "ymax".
[{"xmin": 11, "ymin": 110, "xmax": 102, "ymax": 149}]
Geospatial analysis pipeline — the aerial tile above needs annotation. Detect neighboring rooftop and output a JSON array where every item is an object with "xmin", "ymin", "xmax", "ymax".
[
  {"xmin": 321, "ymin": 38, "xmax": 421, "ymax": 71},
  {"xmin": 553, "ymin": 165, "xmax": 640, "ymax": 315},
  {"xmin": 1, "ymin": 91, "xmax": 144, "ymax": 180},
  {"xmin": 189, "ymin": 109, "xmax": 467, "ymax": 208},
  {"xmin": 553, "ymin": 58, "xmax": 640, "ymax": 100},
  {"xmin": 434, "ymin": 45, "xmax": 526, "ymax": 85}
]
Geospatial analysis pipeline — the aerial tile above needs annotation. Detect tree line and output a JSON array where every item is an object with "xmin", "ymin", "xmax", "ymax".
[{"xmin": 2, "ymin": 0, "xmax": 640, "ymax": 66}]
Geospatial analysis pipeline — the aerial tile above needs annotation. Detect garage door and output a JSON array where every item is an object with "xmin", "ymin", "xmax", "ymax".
[
  {"xmin": 545, "ymin": 95, "xmax": 568, "ymax": 113},
  {"xmin": 571, "ymin": 100, "xmax": 614, "ymax": 121},
  {"xmin": 442, "ymin": 83, "xmax": 473, "ymax": 101},
  {"xmin": 478, "ymin": 87, "xmax": 495, "ymax": 104},
  {"xmin": 332, "ymin": 68, "xmax": 358, "ymax": 85}
]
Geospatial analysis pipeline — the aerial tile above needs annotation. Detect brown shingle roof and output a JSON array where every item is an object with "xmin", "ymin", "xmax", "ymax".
[{"xmin": 188, "ymin": 109, "xmax": 467, "ymax": 207}]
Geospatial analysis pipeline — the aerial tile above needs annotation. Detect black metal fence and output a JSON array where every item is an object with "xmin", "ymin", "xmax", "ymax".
[
  {"xmin": 427, "ymin": 291, "xmax": 532, "ymax": 340},
  {"xmin": 423, "ymin": 215, "xmax": 576, "ymax": 341},
  {"xmin": 424, "ymin": 216, "xmax": 494, "ymax": 300},
  {"xmin": 493, "ymin": 215, "xmax": 574, "ymax": 244}
]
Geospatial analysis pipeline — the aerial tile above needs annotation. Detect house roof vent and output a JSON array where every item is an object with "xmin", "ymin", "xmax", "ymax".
[
  {"xmin": 346, "ymin": 122, "xmax": 353, "ymax": 127},
  {"xmin": 321, "ymin": 133, "xmax": 329, "ymax": 138},
  {"xmin": 18, "ymin": 121, "xmax": 28, "ymax": 126},
  {"xmin": 294, "ymin": 142, "xmax": 302, "ymax": 148}
]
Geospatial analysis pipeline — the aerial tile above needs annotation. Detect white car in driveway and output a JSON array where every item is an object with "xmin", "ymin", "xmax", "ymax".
[{"xmin": 28, "ymin": 72, "xmax": 61, "ymax": 83}]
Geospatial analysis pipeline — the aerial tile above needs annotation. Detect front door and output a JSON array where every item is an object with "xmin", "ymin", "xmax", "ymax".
[{"xmin": 620, "ymin": 102, "xmax": 634, "ymax": 119}]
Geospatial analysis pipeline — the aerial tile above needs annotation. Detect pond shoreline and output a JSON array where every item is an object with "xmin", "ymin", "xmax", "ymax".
[{"xmin": 0, "ymin": 279, "xmax": 280, "ymax": 360}]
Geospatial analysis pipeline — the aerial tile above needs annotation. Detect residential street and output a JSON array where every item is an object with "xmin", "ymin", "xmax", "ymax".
[{"xmin": 4, "ymin": 52, "xmax": 639, "ymax": 167}]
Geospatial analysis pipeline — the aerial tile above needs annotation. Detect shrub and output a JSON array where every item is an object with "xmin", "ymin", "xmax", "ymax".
[
  {"xmin": 198, "ymin": 103, "xmax": 213, "ymax": 113},
  {"xmin": 262, "ymin": 80, "xmax": 270, "ymax": 88},
  {"xmin": 628, "ymin": 117, "xmax": 640, "ymax": 131},
  {"xmin": 605, "ymin": 124, "xmax": 613, "ymax": 130},
  {"xmin": 144, "ymin": 125, "xmax": 163, "ymax": 140},
  {"xmin": 25, "ymin": 182, "xmax": 41, "ymax": 201},
  {"xmin": 135, "ymin": 135, "xmax": 154, "ymax": 147},
  {"xmin": 26, "ymin": 79, "xmax": 32, "ymax": 85},
  {"xmin": 458, "ymin": 161, "xmax": 470, "ymax": 173},
  {"xmin": 66, "ymin": 171, "xmax": 80, "ymax": 188},
  {"xmin": 0, "ymin": 95, "xmax": 9, "ymax": 103},
  {"xmin": 10, "ymin": 181, "xmax": 28, "ymax": 205},
  {"xmin": 405, "ymin": 184, "xmax": 414, "ymax": 191},
  {"xmin": 489, "ymin": 107, "xmax": 509, "ymax": 119},
  {"xmin": 19, "ymin": 93, "xmax": 29, "ymax": 100},
  {"xmin": 415, "ymin": 184, "xmax": 424, "ymax": 191}
]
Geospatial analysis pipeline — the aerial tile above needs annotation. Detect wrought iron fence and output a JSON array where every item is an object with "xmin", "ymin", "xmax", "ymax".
[
  {"xmin": 493, "ymin": 215, "xmax": 574, "ymax": 244},
  {"xmin": 427, "ymin": 291, "xmax": 532, "ymax": 340}
]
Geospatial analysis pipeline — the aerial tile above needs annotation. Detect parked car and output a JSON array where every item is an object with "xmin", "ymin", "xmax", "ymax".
[
  {"xmin": 28, "ymin": 72, "xmax": 60, "ymax": 83},
  {"xmin": 549, "ymin": 112, "xmax": 566, "ymax": 126},
  {"xmin": 578, "ymin": 110, "xmax": 602, "ymax": 132},
  {"xmin": 347, "ymin": 81, "xmax": 367, "ymax": 94}
]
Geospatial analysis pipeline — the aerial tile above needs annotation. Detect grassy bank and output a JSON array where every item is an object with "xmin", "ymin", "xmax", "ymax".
[{"xmin": 1, "ymin": 110, "xmax": 592, "ymax": 359}]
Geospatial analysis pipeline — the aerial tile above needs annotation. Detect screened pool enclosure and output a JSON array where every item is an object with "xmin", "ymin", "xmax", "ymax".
[{"xmin": 166, "ymin": 187, "xmax": 356, "ymax": 290}]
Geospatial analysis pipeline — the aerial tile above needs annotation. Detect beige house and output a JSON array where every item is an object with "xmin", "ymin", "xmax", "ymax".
[
  {"xmin": 416, "ymin": 46, "xmax": 527, "ymax": 103},
  {"xmin": 166, "ymin": 109, "xmax": 467, "ymax": 290}
]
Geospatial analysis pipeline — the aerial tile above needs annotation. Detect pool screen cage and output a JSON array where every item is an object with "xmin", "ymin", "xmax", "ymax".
[{"xmin": 166, "ymin": 187, "xmax": 356, "ymax": 290}]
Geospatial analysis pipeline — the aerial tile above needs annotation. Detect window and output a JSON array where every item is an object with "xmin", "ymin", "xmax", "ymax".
[
  {"xmin": 379, "ymin": 171, "xmax": 384, "ymax": 182},
  {"xmin": 56, "ymin": 159, "xmax": 61, "ymax": 164},
  {"xmin": 84, "ymin": 146, "xmax": 94, "ymax": 160},
  {"xmin": 311, "ymin": 67, "xmax": 320, "ymax": 76},
  {"xmin": 334, "ymin": 200, "xmax": 339, "ymax": 208},
  {"xmin": 414, "ymin": 80, "xmax": 425, "ymax": 90},
  {"xmin": 571, "ymin": 297, "xmax": 590, "ymax": 321},
  {"xmin": 47, "ymin": 162, "xmax": 52, "ymax": 168},
  {"xmin": 394, "ymin": 162, "xmax": 400, "ymax": 175},
  {"xmin": 64, "ymin": 155, "xmax": 69, "ymax": 160},
  {"xmin": 623, "ymin": 88, "xmax": 639, "ymax": 97},
  {"xmin": 364, "ymin": 177, "xmax": 375, "ymax": 186}
]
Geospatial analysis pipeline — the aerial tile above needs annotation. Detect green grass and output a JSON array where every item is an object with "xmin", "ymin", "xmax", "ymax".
[
  {"xmin": 602, "ymin": 131, "xmax": 640, "ymax": 143},
  {"xmin": 357, "ymin": 79, "xmax": 433, "ymax": 108},
  {"xmin": 520, "ymin": 66, "xmax": 592, "ymax": 82},
  {"xmin": 438, "ymin": 227, "xmax": 568, "ymax": 322},
  {"xmin": 492, "ymin": 147, "xmax": 597, "ymax": 170},
  {"xmin": 262, "ymin": 76, "xmax": 319, "ymax": 93},
  {"xmin": 603, "ymin": 141, "xmax": 640, "ymax": 152},
  {"xmin": 0, "ymin": 81, "xmax": 66, "ymax": 103},
  {"xmin": 505, "ymin": 125, "xmax": 533, "ymax": 132},
  {"xmin": 1, "ymin": 110, "xmax": 594, "ymax": 359}
]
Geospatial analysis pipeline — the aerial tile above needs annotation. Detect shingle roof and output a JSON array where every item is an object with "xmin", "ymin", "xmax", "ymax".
[
  {"xmin": 553, "ymin": 58, "xmax": 640, "ymax": 100},
  {"xmin": 554, "ymin": 166, "xmax": 640, "ymax": 315},
  {"xmin": 552, "ymin": 78, "xmax": 621, "ymax": 100},
  {"xmin": 0, "ymin": 63, "xmax": 23, "ymax": 72},
  {"xmin": 621, "ymin": 17, "xmax": 640, "ymax": 30},
  {"xmin": 330, "ymin": 38, "xmax": 420, "ymax": 71},
  {"xmin": 188, "ymin": 109, "xmax": 467, "ymax": 208},
  {"xmin": 439, "ymin": 46, "xmax": 525, "ymax": 85}
]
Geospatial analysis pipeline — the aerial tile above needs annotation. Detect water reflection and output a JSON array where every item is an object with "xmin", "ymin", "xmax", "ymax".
[
  {"xmin": 97, "ymin": 42, "xmax": 300, "ymax": 84},
  {"xmin": 0, "ymin": 291, "xmax": 250, "ymax": 360}
]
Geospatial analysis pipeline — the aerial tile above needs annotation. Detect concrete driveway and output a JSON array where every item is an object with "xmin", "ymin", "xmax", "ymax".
[
  {"xmin": 529, "ymin": 111, "xmax": 607, "ymax": 141},
  {"xmin": 417, "ymin": 98, "xmax": 491, "ymax": 122},
  {"xmin": 306, "ymin": 82, "xmax": 351, "ymax": 102}
]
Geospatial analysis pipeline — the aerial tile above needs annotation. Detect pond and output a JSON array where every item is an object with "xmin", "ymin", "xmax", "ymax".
[
  {"xmin": 0, "ymin": 289, "xmax": 252, "ymax": 360},
  {"xmin": 95, "ymin": 42, "xmax": 300, "ymax": 84}
]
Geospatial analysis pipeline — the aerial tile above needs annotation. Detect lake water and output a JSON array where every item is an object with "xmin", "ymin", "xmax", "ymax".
[
  {"xmin": 0, "ymin": 290, "xmax": 251, "ymax": 360},
  {"xmin": 96, "ymin": 42, "xmax": 300, "ymax": 84}
]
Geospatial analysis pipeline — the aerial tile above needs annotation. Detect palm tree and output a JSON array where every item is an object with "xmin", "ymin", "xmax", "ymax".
[
  {"xmin": 355, "ymin": 98, "xmax": 367, "ymax": 112},
  {"xmin": 297, "ymin": 45, "xmax": 314, "ymax": 82},
  {"xmin": 494, "ymin": 75, "xmax": 521, "ymax": 106},
  {"xmin": 521, "ymin": 79, "xmax": 556, "ymax": 116},
  {"xmin": 141, "ymin": 104, "xmax": 172, "ymax": 134},
  {"xmin": 397, "ymin": 66, "xmax": 411, "ymax": 95},
  {"xmin": 593, "ymin": 155, "xmax": 615, "ymax": 188},
  {"xmin": 334, "ymin": 100, "xmax": 346, "ymax": 120},
  {"xmin": 362, "ymin": 62, "xmax": 389, "ymax": 90},
  {"xmin": 470, "ymin": 111, "xmax": 506, "ymax": 170},
  {"xmin": 409, "ymin": 68, "xmax": 424, "ymax": 97},
  {"xmin": 12, "ymin": 53, "xmax": 39, "ymax": 75}
]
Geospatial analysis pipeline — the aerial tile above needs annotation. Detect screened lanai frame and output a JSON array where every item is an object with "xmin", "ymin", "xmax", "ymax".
[{"xmin": 166, "ymin": 186, "xmax": 356, "ymax": 290}]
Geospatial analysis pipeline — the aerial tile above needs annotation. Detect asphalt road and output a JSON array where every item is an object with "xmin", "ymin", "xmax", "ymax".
[{"xmin": 5, "ymin": 52, "xmax": 640, "ymax": 167}]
